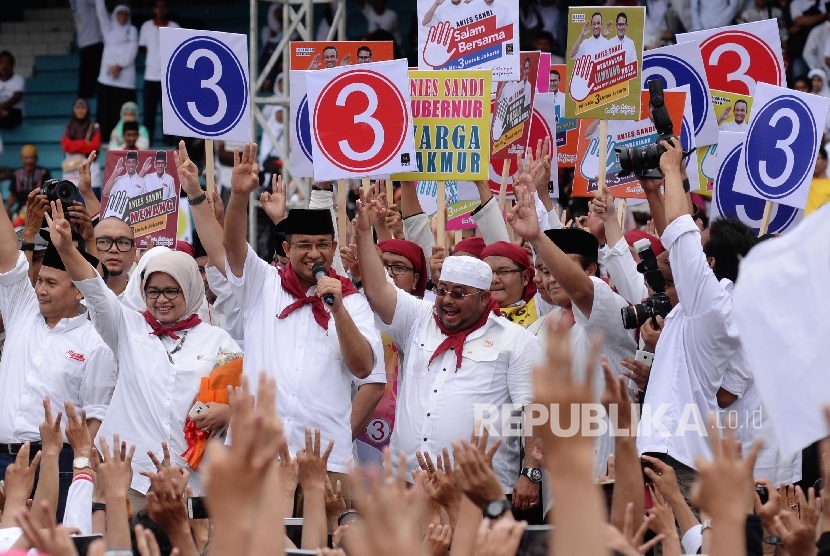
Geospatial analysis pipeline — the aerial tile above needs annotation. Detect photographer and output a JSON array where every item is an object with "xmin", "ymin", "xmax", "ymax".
[{"xmin": 637, "ymin": 137, "xmax": 757, "ymax": 499}]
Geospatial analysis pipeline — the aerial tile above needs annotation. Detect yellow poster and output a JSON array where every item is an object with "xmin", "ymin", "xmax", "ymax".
[
  {"xmin": 696, "ymin": 89, "xmax": 753, "ymax": 193},
  {"xmin": 394, "ymin": 70, "xmax": 492, "ymax": 180}
]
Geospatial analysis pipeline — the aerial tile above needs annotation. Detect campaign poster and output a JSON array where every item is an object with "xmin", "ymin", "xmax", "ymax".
[
  {"xmin": 564, "ymin": 6, "xmax": 645, "ymax": 120},
  {"xmin": 491, "ymin": 51, "xmax": 539, "ymax": 160},
  {"xmin": 550, "ymin": 64, "xmax": 577, "ymax": 166},
  {"xmin": 695, "ymin": 89, "xmax": 754, "ymax": 192},
  {"xmin": 572, "ymin": 90, "xmax": 686, "ymax": 199},
  {"xmin": 101, "ymin": 150, "xmax": 180, "ymax": 249},
  {"xmin": 289, "ymin": 41, "xmax": 395, "ymax": 178},
  {"xmin": 446, "ymin": 199, "xmax": 482, "ymax": 230},
  {"xmin": 417, "ymin": 0, "xmax": 519, "ymax": 81},
  {"xmin": 394, "ymin": 70, "xmax": 492, "ymax": 181},
  {"xmin": 289, "ymin": 41, "xmax": 395, "ymax": 70}
]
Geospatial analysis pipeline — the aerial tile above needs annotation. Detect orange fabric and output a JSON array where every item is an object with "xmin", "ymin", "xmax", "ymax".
[{"xmin": 181, "ymin": 357, "xmax": 243, "ymax": 470}]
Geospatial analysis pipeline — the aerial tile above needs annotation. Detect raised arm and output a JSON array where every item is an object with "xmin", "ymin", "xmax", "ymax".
[
  {"xmin": 660, "ymin": 138, "xmax": 688, "ymax": 225},
  {"xmin": 0, "ymin": 184, "xmax": 20, "ymax": 274},
  {"xmin": 356, "ymin": 186, "xmax": 399, "ymax": 325},
  {"xmin": 94, "ymin": 0, "xmax": 110, "ymax": 35},
  {"xmin": 78, "ymin": 152, "xmax": 101, "ymax": 216},
  {"xmin": 508, "ymin": 181, "xmax": 595, "ymax": 318},
  {"xmin": 401, "ymin": 180, "xmax": 435, "ymax": 261},
  {"xmin": 176, "ymin": 140, "xmax": 227, "ymax": 275},
  {"xmin": 46, "ymin": 202, "xmax": 96, "ymax": 282},
  {"xmin": 222, "ymin": 144, "xmax": 259, "ymax": 279}
]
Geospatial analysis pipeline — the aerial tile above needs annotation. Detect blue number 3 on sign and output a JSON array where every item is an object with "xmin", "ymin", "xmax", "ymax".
[
  {"xmin": 744, "ymin": 96, "xmax": 817, "ymax": 199},
  {"xmin": 166, "ymin": 36, "xmax": 248, "ymax": 137}
]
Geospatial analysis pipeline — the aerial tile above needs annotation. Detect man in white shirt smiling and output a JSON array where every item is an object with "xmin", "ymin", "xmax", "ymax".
[
  {"xmin": 223, "ymin": 144, "xmax": 385, "ymax": 510},
  {"xmin": 143, "ymin": 150, "xmax": 177, "ymax": 200},
  {"xmin": 355, "ymin": 186, "xmax": 543, "ymax": 516},
  {"xmin": 102, "ymin": 150, "xmax": 146, "ymax": 220},
  {"xmin": 0, "ymin": 204, "xmax": 116, "ymax": 521}
]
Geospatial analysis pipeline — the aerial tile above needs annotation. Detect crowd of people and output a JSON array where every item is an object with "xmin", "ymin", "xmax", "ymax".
[{"xmin": 0, "ymin": 1, "xmax": 830, "ymax": 556}]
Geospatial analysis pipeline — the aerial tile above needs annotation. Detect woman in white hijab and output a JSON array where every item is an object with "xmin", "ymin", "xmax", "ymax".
[
  {"xmin": 809, "ymin": 68, "xmax": 830, "ymax": 97},
  {"xmin": 94, "ymin": 0, "xmax": 138, "ymax": 142},
  {"xmin": 47, "ymin": 204, "xmax": 241, "ymax": 511}
]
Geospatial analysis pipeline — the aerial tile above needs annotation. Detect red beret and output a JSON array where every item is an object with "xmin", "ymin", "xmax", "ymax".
[
  {"xmin": 481, "ymin": 241, "xmax": 537, "ymax": 302},
  {"xmin": 453, "ymin": 237, "xmax": 486, "ymax": 258},
  {"xmin": 379, "ymin": 239, "xmax": 427, "ymax": 298},
  {"xmin": 624, "ymin": 229, "xmax": 665, "ymax": 256},
  {"xmin": 175, "ymin": 241, "xmax": 195, "ymax": 258}
]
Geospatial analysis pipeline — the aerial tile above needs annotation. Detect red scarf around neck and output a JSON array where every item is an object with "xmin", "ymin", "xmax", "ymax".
[
  {"xmin": 143, "ymin": 311, "xmax": 202, "ymax": 340},
  {"xmin": 430, "ymin": 297, "xmax": 501, "ymax": 371},
  {"xmin": 278, "ymin": 263, "xmax": 359, "ymax": 330}
]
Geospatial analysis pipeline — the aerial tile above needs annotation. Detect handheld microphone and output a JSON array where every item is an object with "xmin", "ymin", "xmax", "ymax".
[{"xmin": 312, "ymin": 263, "xmax": 334, "ymax": 306}]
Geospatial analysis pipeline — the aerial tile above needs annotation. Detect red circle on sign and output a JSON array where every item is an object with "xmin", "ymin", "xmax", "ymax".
[
  {"xmin": 313, "ymin": 70, "xmax": 409, "ymax": 174},
  {"xmin": 488, "ymin": 107, "xmax": 554, "ymax": 196},
  {"xmin": 699, "ymin": 31, "xmax": 782, "ymax": 95}
]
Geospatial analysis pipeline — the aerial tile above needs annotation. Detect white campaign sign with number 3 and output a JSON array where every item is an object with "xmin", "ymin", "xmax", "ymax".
[
  {"xmin": 734, "ymin": 83, "xmax": 829, "ymax": 210},
  {"xmin": 160, "ymin": 27, "xmax": 251, "ymax": 142},
  {"xmin": 305, "ymin": 59, "xmax": 416, "ymax": 181}
]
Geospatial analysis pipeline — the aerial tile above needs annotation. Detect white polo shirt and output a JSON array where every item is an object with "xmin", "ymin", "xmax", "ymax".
[
  {"xmin": 378, "ymin": 289, "xmax": 542, "ymax": 492},
  {"xmin": 227, "ymin": 246, "xmax": 386, "ymax": 473},
  {"xmin": 75, "ymin": 273, "xmax": 241, "ymax": 494},
  {"xmin": 637, "ymin": 215, "xmax": 741, "ymax": 469},
  {"xmin": 143, "ymin": 171, "xmax": 177, "ymax": 200},
  {"xmin": 573, "ymin": 35, "xmax": 609, "ymax": 60},
  {"xmin": 0, "ymin": 253, "xmax": 116, "ymax": 443}
]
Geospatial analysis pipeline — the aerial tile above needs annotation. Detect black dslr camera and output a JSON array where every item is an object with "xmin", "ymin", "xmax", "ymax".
[
  {"xmin": 41, "ymin": 179, "xmax": 79, "ymax": 206},
  {"xmin": 620, "ymin": 238, "xmax": 672, "ymax": 330},
  {"xmin": 616, "ymin": 79, "xmax": 691, "ymax": 179}
]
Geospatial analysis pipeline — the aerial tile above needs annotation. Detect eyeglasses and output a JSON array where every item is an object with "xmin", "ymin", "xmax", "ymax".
[
  {"xmin": 96, "ymin": 236, "xmax": 134, "ymax": 252},
  {"xmin": 492, "ymin": 268, "xmax": 524, "ymax": 278},
  {"xmin": 357, "ymin": 55, "xmax": 371, "ymax": 62},
  {"xmin": 433, "ymin": 287, "xmax": 482, "ymax": 300},
  {"xmin": 290, "ymin": 241, "xmax": 334, "ymax": 252},
  {"xmin": 144, "ymin": 287, "xmax": 182, "ymax": 300},
  {"xmin": 384, "ymin": 263, "xmax": 414, "ymax": 276}
]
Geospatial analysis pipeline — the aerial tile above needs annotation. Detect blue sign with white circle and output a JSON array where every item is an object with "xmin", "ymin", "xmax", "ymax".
[
  {"xmin": 165, "ymin": 36, "xmax": 248, "ymax": 137},
  {"xmin": 643, "ymin": 53, "xmax": 710, "ymax": 138},
  {"xmin": 744, "ymin": 95, "xmax": 817, "ymax": 200},
  {"xmin": 716, "ymin": 143, "xmax": 798, "ymax": 234},
  {"xmin": 296, "ymin": 94, "xmax": 313, "ymax": 161}
]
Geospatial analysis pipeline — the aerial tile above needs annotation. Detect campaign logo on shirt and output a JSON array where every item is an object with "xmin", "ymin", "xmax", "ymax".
[{"xmin": 66, "ymin": 350, "xmax": 86, "ymax": 362}]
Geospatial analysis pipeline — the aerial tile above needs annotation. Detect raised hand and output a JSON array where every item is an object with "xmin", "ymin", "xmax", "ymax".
[
  {"xmin": 208, "ymin": 189, "xmax": 225, "ymax": 227},
  {"xmin": 98, "ymin": 434, "xmax": 135, "ymax": 499},
  {"xmin": 139, "ymin": 156, "xmax": 154, "ymax": 178},
  {"xmin": 418, "ymin": 448, "xmax": 461, "ymax": 514},
  {"xmin": 66, "ymin": 202, "xmax": 95, "ymax": 244},
  {"xmin": 23, "ymin": 188, "xmax": 48, "ymax": 236},
  {"xmin": 64, "ymin": 401, "xmax": 91, "ymax": 459},
  {"xmin": 773, "ymin": 486, "xmax": 820, "ymax": 556},
  {"xmin": 600, "ymin": 355, "xmax": 633, "ymax": 434},
  {"xmin": 506, "ymin": 182, "xmax": 542, "ymax": 241},
  {"xmin": 658, "ymin": 137, "xmax": 684, "ymax": 176},
  {"xmin": 325, "ymin": 478, "xmax": 347, "ymax": 529},
  {"xmin": 39, "ymin": 397, "xmax": 64, "ymax": 458},
  {"xmin": 297, "ymin": 427, "xmax": 334, "ymax": 490},
  {"xmin": 145, "ymin": 470, "xmax": 189, "ymax": 534},
  {"xmin": 422, "ymin": 523, "xmax": 453, "ymax": 556},
  {"xmin": 474, "ymin": 515, "xmax": 527, "ymax": 556},
  {"xmin": 2, "ymin": 442, "xmax": 42, "ymax": 526},
  {"xmin": 621, "ymin": 357, "xmax": 650, "ymax": 392},
  {"xmin": 356, "ymin": 185, "xmax": 387, "ymax": 233},
  {"xmin": 260, "ymin": 174, "xmax": 287, "ymax": 225},
  {"xmin": 45, "ymin": 201, "xmax": 73, "ymax": 251},
  {"xmin": 423, "ymin": 21, "xmax": 457, "ymax": 68},
  {"xmin": 452, "ymin": 440, "xmax": 505, "ymax": 509},
  {"xmin": 428, "ymin": 245, "xmax": 447, "ymax": 285},
  {"xmin": 341, "ymin": 53, "xmax": 352, "ymax": 66},
  {"xmin": 309, "ymin": 54, "xmax": 321, "ymax": 70},
  {"xmin": 78, "ymin": 151, "xmax": 97, "ymax": 194},
  {"xmin": 174, "ymin": 139, "xmax": 203, "ymax": 198},
  {"xmin": 340, "ymin": 244, "xmax": 361, "ymax": 281},
  {"xmin": 17, "ymin": 501, "xmax": 90, "ymax": 556},
  {"xmin": 230, "ymin": 144, "xmax": 260, "ymax": 195}
]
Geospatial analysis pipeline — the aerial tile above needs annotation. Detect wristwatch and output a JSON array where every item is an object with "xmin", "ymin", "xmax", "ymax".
[
  {"xmin": 483, "ymin": 499, "xmax": 512, "ymax": 519},
  {"xmin": 73, "ymin": 456, "xmax": 92, "ymax": 470},
  {"xmin": 20, "ymin": 241, "xmax": 36, "ymax": 251},
  {"xmin": 520, "ymin": 467, "xmax": 543, "ymax": 483},
  {"xmin": 92, "ymin": 502, "xmax": 106, "ymax": 513}
]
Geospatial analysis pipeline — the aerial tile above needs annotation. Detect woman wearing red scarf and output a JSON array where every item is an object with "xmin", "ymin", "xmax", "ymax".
[
  {"xmin": 48, "ymin": 203, "xmax": 240, "ymax": 512},
  {"xmin": 482, "ymin": 241, "xmax": 538, "ymax": 328}
]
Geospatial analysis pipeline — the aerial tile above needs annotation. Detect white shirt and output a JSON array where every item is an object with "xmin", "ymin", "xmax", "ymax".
[
  {"xmin": 573, "ymin": 35, "xmax": 609, "ymax": 60},
  {"xmin": 75, "ymin": 273, "xmax": 241, "ymax": 494},
  {"xmin": 205, "ymin": 266, "xmax": 244, "ymax": 345},
  {"xmin": 475, "ymin": 0, "xmax": 513, "ymax": 29},
  {"xmin": 600, "ymin": 238, "xmax": 649, "ymax": 306},
  {"xmin": 72, "ymin": 0, "xmax": 104, "ymax": 48},
  {"xmin": 362, "ymin": 4, "xmax": 401, "ymax": 45},
  {"xmin": 0, "ymin": 254, "xmax": 116, "ymax": 443},
  {"xmin": 227, "ymin": 246, "xmax": 385, "ymax": 473},
  {"xmin": 377, "ymin": 289, "xmax": 542, "ymax": 492},
  {"xmin": 719, "ymin": 120, "xmax": 748, "ymax": 132},
  {"xmin": 428, "ymin": 1, "xmax": 470, "ymax": 27},
  {"xmin": 637, "ymin": 215, "xmax": 741, "ymax": 469},
  {"xmin": 528, "ymin": 277, "xmax": 638, "ymax": 480},
  {"xmin": 611, "ymin": 35, "xmax": 637, "ymax": 66},
  {"xmin": 95, "ymin": 0, "xmax": 138, "ymax": 89},
  {"xmin": 138, "ymin": 19, "xmax": 180, "ymax": 82},
  {"xmin": 143, "ymin": 171, "xmax": 176, "ymax": 200},
  {"xmin": 806, "ymin": 22, "xmax": 830, "ymax": 74},
  {"xmin": 104, "ymin": 172, "xmax": 145, "ymax": 219},
  {"xmin": 0, "ymin": 74, "xmax": 25, "ymax": 113},
  {"xmin": 790, "ymin": 0, "xmax": 825, "ymax": 19}
]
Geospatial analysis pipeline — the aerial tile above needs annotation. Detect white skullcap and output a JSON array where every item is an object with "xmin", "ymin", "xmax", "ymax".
[{"xmin": 440, "ymin": 255, "xmax": 493, "ymax": 290}]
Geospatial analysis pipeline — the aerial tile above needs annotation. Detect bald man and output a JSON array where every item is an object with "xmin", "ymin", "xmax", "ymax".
[{"xmin": 93, "ymin": 217, "xmax": 136, "ymax": 297}]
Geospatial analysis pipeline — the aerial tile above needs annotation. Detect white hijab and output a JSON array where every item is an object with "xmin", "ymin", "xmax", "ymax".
[
  {"xmin": 121, "ymin": 246, "xmax": 171, "ymax": 312},
  {"xmin": 809, "ymin": 68, "xmax": 830, "ymax": 97},
  {"xmin": 141, "ymin": 251, "xmax": 205, "ymax": 321}
]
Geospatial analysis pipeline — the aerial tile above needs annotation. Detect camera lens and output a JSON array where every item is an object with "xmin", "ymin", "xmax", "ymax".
[
  {"xmin": 55, "ymin": 180, "xmax": 78, "ymax": 204},
  {"xmin": 621, "ymin": 304, "xmax": 652, "ymax": 330}
]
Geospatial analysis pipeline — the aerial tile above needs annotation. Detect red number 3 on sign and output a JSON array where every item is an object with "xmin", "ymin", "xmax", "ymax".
[
  {"xmin": 699, "ymin": 30, "xmax": 783, "ymax": 96},
  {"xmin": 313, "ymin": 70, "xmax": 409, "ymax": 174}
]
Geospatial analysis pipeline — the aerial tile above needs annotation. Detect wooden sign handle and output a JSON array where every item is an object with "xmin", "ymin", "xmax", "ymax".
[
  {"xmin": 617, "ymin": 198, "xmax": 627, "ymax": 229},
  {"xmin": 337, "ymin": 179, "xmax": 348, "ymax": 246},
  {"xmin": 436, "ymin": 180, "xmax": 446, "ymax": 248},
  {"xmin": 498, "ymin": 159, "xmax": 510, "ymax": 213},
  {"xmin": 205, "ymin": 139, "xmax": 215, "ymax": 194},
  {"xmin": 759, "ymin": 200, "xmax": 774, "ymax": 237},
  {"xmin": 596, "ymin": 120, "xmax": 608, "ymax": 197}
]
